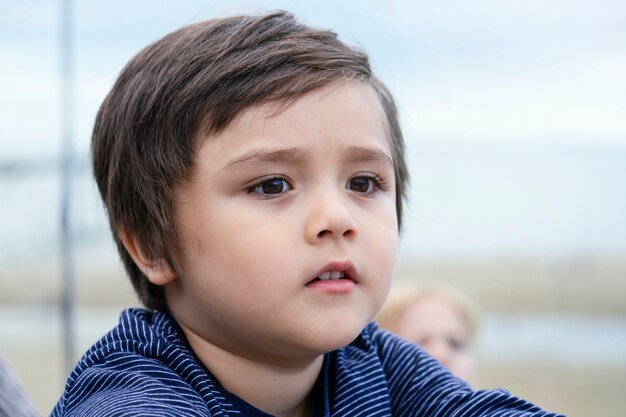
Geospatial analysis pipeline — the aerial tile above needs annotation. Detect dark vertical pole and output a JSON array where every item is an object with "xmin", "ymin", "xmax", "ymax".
[{"xmin": 60, "ymin": 0, "xmax": 75, "ymax": 374}]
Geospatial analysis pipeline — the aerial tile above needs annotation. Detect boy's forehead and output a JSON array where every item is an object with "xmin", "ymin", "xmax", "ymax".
[
  {"xmin": 235, "ymin": 80, "xmax": 379, "ymax": 117},
  {"xmin": 197, "ymin": 81, "xmax": 391, "ymax": 153}
]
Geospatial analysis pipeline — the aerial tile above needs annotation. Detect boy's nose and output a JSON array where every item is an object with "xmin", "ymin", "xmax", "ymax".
[{"xmin": 304, "ymin": 190, "xmax": 358, "ymax": 244}]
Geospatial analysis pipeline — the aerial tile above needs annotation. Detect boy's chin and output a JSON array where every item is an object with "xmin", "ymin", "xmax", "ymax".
[{"xmin": 295, "ymin": 317, "xmax": 370, "ymax": 355}]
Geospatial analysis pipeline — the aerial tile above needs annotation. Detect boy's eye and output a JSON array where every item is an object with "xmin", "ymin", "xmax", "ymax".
[
  {"xmin": 346, "ymin": 176, "xmax": 380, "ymax": 194},
  {"xmin": 249, "ymin": 177, "xmax": 291, "ymax": 196}
]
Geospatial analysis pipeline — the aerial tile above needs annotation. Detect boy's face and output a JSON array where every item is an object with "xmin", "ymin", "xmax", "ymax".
[{"xmin": 168, "ymin": 81, "xmax": 398, "ymax": 364}]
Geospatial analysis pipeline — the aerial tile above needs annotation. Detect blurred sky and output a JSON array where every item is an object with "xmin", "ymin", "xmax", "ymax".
[{"xmin": 1, "ymin": 0, "xmax": 625, "ymax": 262}]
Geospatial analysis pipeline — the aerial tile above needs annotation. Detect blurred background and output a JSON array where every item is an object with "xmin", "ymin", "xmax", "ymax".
[{"xmin": 1, "ymin": 0, "xmax": 625, "ymax": 416}]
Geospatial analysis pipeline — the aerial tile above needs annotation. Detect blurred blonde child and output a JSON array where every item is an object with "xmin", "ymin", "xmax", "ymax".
[{"xmin": 377, "ymin": 284, "xmax": 479, "ymax": 383}]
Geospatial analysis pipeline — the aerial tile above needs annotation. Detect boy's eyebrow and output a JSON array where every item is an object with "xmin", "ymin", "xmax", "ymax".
[
  {"xmin": 224, "ymin": 147, "xmax": 311, "ymax": 170},
  {"xmin": 223, "ymin": 145, "xmax": 394, "ymax": 170},
  {"xmin": 342, "ymin": 146, "xmax": 394, "ymax": 169}
]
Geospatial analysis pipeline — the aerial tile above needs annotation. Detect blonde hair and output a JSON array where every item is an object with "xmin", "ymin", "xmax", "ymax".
[{"xmin": 376, "ymin": 283, "xmax": 480, "ymax": 341}]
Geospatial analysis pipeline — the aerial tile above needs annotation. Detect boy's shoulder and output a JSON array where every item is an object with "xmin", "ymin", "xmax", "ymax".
[
  {"xmin": 342, "ymin": 321, "xmax": 452, "ymax": 375},
  {"xmin": 334, "ymin": 322, "xmax": 469, "ymax": 406},
  {"xmin": 338, "ymin": 324, "xmax": 565, "ymax": 417},
  {"xmin": 50, "ymin": 308, "xmax": 229, "ymax": 417},
  {"xmin": 61, "ymin": 308, "xmax": 180, "ymax": 378}
]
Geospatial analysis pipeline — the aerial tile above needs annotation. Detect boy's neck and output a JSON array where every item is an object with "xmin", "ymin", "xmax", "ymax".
[{"xmin": 180, "ymin": 322, "xmax": 324, "ymax": 417}]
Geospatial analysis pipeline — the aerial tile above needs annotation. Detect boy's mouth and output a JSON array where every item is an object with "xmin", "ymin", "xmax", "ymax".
[
  {"xmin": 306, "ymin": 261, "xmax": 357, "ymax": 285},
  {"xmin": 316, "ymin": 271, "xmax": 346, "ymax": 281}
]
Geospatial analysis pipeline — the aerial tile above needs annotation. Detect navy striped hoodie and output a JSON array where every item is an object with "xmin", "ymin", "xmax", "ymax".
[{"xmin": 51, "ymin": 308, "xmax": 565, "ymax": 417}]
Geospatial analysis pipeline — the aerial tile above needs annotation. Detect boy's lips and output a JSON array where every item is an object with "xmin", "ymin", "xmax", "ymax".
[{"xmin": 306, "ymin": 260, "xmax": 358, "ymax": 286}]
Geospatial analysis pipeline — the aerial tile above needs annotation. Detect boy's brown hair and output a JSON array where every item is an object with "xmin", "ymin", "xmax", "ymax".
[{"xmin": 92, "ymin": 10, "xmax": 409, "ymax": 311}]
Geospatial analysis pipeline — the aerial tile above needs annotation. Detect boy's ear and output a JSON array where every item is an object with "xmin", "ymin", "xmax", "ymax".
[{"xmin": 119, "ymin": 229, "xmax": 176, "ymax": 286}]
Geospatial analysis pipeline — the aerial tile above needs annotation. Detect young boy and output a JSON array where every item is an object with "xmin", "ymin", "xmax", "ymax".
[{"xmin": 52, "ymin": 11, "xmax": 565, "ymax": 417}]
